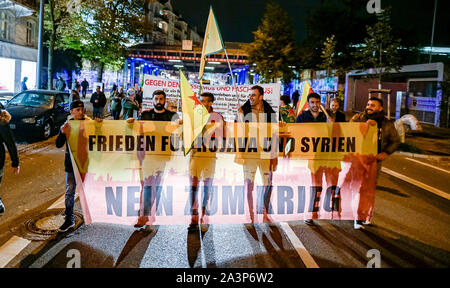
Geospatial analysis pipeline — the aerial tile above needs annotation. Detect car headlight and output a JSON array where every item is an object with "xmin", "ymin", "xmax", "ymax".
[{"xmin": 22, "ymin": 117, "xmax": 36, "ymax": 124}]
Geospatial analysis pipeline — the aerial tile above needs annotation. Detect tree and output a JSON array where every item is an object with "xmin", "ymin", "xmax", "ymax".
[
  {"xmin": 319, "ymin": 35, "xmax": 336, "ymax": 77},
  {"xmin": 65, "ymin": 0, "xmax": 152, "ymax": 82},
  {"xmin": 353, "ymin": 8, "xmax": 402, "ymax": 89},
  {"xmin": 44, "ymin": 0, "xmax": 74, "ymax": 89},
  {"xmin": 244, "ymin": 1, "xmax": 298, "ymax": 84}
]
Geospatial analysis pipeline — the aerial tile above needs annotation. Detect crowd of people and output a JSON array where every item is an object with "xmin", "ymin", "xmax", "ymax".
[{"xmin": 0, "ymin": 82, "xmax": 400, "ymax": 233}]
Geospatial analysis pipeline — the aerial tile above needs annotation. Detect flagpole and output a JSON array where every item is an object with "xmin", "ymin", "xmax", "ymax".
[{"xmin": 224, "ymin": 48, "xmax": 240, "ymax": 112}]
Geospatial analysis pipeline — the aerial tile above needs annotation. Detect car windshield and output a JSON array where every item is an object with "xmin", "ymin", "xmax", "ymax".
[{"xmin": 9, "ymin": 93, "xmax": 54, "ymax": 109}]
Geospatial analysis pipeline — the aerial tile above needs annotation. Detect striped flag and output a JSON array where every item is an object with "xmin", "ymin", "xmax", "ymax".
[
  {"xmin": 199, "ymin": 6, "xmax": 225, "ymax": 86},
  {"xmin": 179, "ymin": 70, "xmax": 210, "ymax": 156},
  {"xmin": 296, "ymin": 81, "xmax": 315, "ymax": 117}
]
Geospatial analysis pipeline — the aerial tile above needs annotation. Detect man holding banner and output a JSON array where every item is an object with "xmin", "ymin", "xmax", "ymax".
[
  {"xmin": 237, "ymin": 85, "xmax": 277, "ymax": 224},
  {"xmin": 188, "ymin": 92, "xmax": 225, "ymax": 231}
]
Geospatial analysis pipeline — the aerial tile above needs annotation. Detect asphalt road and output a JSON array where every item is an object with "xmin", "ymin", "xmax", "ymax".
[{"xmin": 0, "ymin": 139, "xmax": 449, "ymax": 268}]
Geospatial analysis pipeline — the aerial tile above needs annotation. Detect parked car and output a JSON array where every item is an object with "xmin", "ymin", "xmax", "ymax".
[{"xmin": 5, "ymin": 90, "xmax": 70, "ymax": 140}]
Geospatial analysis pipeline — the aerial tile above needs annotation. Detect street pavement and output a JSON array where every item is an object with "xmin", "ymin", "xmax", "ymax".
[{"xmin": 0, "ymin": 139, "xmax": 449, "ymax": 268}]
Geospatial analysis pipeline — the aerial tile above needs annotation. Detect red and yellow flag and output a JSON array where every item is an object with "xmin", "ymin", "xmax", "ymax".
[
  {"xmin": 179, "ymin": 70, "xmax": 210, "ymax": 155},
  {"xmin": 296, "ymin": 81, "xmax": 315, "ymax": 117}
]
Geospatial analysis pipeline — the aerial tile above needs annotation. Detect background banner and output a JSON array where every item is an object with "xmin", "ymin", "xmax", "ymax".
[
  {"xmin": 68, "ymin": 121, "xmax": 378, "ymax": 226},
  {"xmin": 142, "ymin": 75, "xmax": 281, "ymax": 122}
]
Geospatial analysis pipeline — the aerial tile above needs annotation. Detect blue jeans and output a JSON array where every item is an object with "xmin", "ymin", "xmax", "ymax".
[
  {"xmin": 112, "ymin": 109, "xmax": 121, "ymax": 120},
  {"xmin": 93, "ymin": 107, "xmax": 103, "ymax": 119},
  {"xmin": 65, "ymin": 172, "xmax": 76, "ymax": 222}
]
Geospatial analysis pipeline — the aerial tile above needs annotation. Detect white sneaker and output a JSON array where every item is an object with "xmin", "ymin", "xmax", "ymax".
[
  {"xmin": 363, "ymin": 220, "xmax": 371, "ymax": 225},
  {"xmin": 354, "ymin": 220, "xmax": 364, "ymax": 230}
]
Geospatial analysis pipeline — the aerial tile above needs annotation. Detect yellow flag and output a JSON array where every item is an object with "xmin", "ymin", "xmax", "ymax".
[
  {"xmin": 199, "ymin": 6, "xmax": 225, "ymax": 82},
  {"xmin": 179, "ymin": 70, "xmax": 210, "ymax": 155}
]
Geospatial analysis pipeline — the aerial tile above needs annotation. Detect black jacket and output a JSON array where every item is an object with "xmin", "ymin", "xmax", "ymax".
[
  {"xmin": 296, "ymin": 110, "xmax": 327, "ymax": 123},
  {"xmin": 56, "ymin": 115, "xmax": 91, "ymax": 173},
  {"xmin": 238, "ymin": 99, "xmax": 277, "ymax": 123},
  {"xmin": 0, "ymin": 110, "xmax": 19, "ymax": 171},
  {"xmin": 327, "ymin": 109, "xmax": 346, "ymax": 122},
  {"xmin": 90, "ymin": 92, "xmax": 106, "ymax": 108}
]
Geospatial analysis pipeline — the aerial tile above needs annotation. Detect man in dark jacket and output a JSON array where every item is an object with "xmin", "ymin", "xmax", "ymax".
[
  {"xmin": 90, "ymin": 85, "xmax": 106, "ymax": 119},
  {"xmin": 138, "ymin": 90, "xmax": 179, "ymax": 122},
  {"xmin": 0, "ymin": 109, "xmax": 20, "ymax": 215},
  {"xmin": 350, "ymin": 96, "xmax": 400, "ymax": 229},
  {"xmin": 81, "ymin": 78, "xmax": 89, "ymax": 99},
  {"xmin": 127, "ymin": 90, "xmax": 179, "ymax": 230},
  {"xmin": 237, "ymin": 85, "xmax": 277, "ymax": 223},
  {"xmin": 55, "ymin": 100, "xmax": 92, "ymax": 232},
  {"xmin": 295, "ymin": 93, "xmax": 328, "ymax": 123}
]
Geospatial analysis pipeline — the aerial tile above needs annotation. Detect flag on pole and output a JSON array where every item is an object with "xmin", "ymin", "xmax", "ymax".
[
  {"xmin": 296, "ymin": 81, "xmax": 315, "ymax": 117},
  {"xmin": 179, "ymin": 70, "xmax": 210, "ymax": 156},
  {"xmin": 199, "ymin": 6, "xmax": 225, "ymax": 84}
]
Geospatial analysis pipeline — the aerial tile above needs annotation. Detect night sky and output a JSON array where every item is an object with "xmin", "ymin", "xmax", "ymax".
[{"xmin": 170, "ymin": 0, "xmax": 450, "ymax": 46}]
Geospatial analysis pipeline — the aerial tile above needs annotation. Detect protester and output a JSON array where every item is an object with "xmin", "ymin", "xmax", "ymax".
[
  {"xmin": 56, "ymin": 76, "xmax": 66, "ymax": 91},
  {"xmin": 237, "ymin": 85, "xmax": 277, "ymax": 223},
  {"xmin": 72, "ymin": 78, "xmax": 79, "ymax": 91},
  {"xmin": 21, "ymin": 77, "xmax": 28, "ymax": 91},
  {"xmin": 327, "ymin": 98, "xmax": 346, "ymax": 122},
  {"xmin": 121, "ymin": 88, "xmax": 140, "ymax": 120},
  {"xmin": 136, "ymin": 86, "xmax": 144, "ymax": 111},
  {"xmin": 188, "ymin": 92, "xmax": 225, "ymax": 232},
  {"xmin": 127, "ymin": 89, "xmax": 179, "ymax": 231},
  {"xmin": 69, "ymin": 84, "xmax": 81, "ymax": 104},
  {"xmin": 90, "ymin": 85, "xmax": 107, "ymax": 119},
  {"xmin": 55, "ymin": 100, "xmax": 92, "ymax": 232},
  {"xmin": 279, "ymin": 95, "xmax": 296, "ymax": 123},
  {"xmin": 296, "ymin": 93, "xmax": 338, "ymax": 225},
  {"xmin": 138, "ymin": 90, "xmax": 179, "ymax": 121},
  {"xmin": 0, "ymin": 109, "xmax": 20, "ymax": 215},
  {"xmin": 110, "ymin": 86, "xmax": 124, "ymax": 120},
  {"xmin": 350, "ymin": 96, "xmax": 400, "ymax": 229},
  {"xmin": 81, "ymin": 78, "xmax": 89, "ymax": 99},
  {"xmin": 295, "ymin": 93, "xmax": 327, "ymax": 123}
]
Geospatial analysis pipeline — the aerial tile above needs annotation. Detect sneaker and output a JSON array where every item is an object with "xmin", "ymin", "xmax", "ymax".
[
  {"xmin": 187, "ymin": 224, "xmax": 198, "ymax": 233},
  {"xmin": 0, "ymin": 199, "xmax": 4, "ymax": 215},
  {"xmin": 304, "ymin": 219, "xmax": 315, "ymax": 226},
  {"xmin": 354, "ymin": 220, "xmax": 364, "ymax": 230},
  {"xmin": 362, "ymin": 220, "xmax": 372, "ymax": 226},
  {"xmin": 58, "ymin": 219, "xmax": 75, "ymax": 233}
]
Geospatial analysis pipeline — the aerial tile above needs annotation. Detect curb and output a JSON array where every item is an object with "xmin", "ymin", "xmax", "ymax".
[{"xmin": 394, "ymin": 151, "xmax": 450, "ymax": 161}]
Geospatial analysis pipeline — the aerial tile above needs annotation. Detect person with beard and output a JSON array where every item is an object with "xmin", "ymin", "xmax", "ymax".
[
  {"xmin": 350, "ymin": 96, "xmax": 400, "ymax": 229},
  {"xmin": 127, "ymin": 89, "xmax": 179, "ymax": 230},
  {"xmin": 138, "ymin": 90, "xmax": 179, "ymax": 121},
  {"xmin": 237, "ymin": 85, "xmax": 277, "ymax": 224}
]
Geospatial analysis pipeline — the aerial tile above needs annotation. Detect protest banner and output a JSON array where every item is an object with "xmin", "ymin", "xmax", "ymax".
[
  {"xmin": 67, "ymin": 121, "xmax": 378, "ymax": 226},
  {"xmin": 142, "ymin": 75, "xmax": 281, "ymax": 122}
]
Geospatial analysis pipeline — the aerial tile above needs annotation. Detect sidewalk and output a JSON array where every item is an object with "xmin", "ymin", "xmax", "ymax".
[{"xmin": 400, "ymin": 124, "xmax": 450, "ymax": 157}]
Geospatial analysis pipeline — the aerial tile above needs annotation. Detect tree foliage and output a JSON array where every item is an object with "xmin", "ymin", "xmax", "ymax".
[
  {"xmin": 352, "ymin": 8, "xmax": 402, "ymax": 86},
  {"xmin": 63, "ymin": 0, "xmax": 152, "ymax": 80},
  {"xmin": 244, "ymin": 1, "xmax": 299, "ymax": 84}
]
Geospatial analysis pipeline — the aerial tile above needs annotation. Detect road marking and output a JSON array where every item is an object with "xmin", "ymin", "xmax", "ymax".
[
  {"xmin": 0, "ymin": 194, "xmax": 72, "ymax": 268},
  {"xmin": 405, "ymin": 157, "xmax": 450, "ymax": 175},
  {"xmin": 382, "ymin": 167, "xmax": 450, "ymax": 200},
  {"xmin": 279, "ymin": 222, "xmax": 319, "ymax": 268},
  {"xmin": 0, "ymin": 236, "xmax": 31, "ymax": 268}
]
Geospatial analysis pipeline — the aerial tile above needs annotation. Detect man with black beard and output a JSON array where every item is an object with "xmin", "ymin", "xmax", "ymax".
[
  {"xmin": 350, "ymin": 96, "xmax": 399, "ymax": 229},
  {"xmin": 139, "ymin": 90, "xmax": 179, "ymax": 121},
  {"xmin": 127, "ymin": 89, "xmax": 179, "ymax": 230}
]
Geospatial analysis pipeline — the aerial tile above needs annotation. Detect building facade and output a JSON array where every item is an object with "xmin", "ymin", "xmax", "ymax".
[
  {"xmin": 0, "ymin": 0, "xmax": 38, "ymax": 95},
  {"xmin": 144, "ymin": 0, "xmax": 202, "ymax": 46}
]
